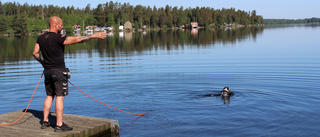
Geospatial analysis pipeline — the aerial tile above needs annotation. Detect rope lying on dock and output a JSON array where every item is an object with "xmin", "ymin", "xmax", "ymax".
[
  {"xmin": 0, "ymin": 73, "xmax": 43, "ymax": 127},
  {"xmin": 69, "ymin": 81, "xmax": 146, "ymax": 116},
  {"xmin": 0, "ymin": 73, "xmax": 145, "ymax": 127}
]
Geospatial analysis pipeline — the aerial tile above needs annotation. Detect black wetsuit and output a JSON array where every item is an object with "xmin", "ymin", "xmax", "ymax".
[
  {"xmin": 205, "ymin": 92, "xmax": 234, "ymax": 97},
  {"xmin": 206, "ymin": 92, "xmax": 234, "ymax": 104}
]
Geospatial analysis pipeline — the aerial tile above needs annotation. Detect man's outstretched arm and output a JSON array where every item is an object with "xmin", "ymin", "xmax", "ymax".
[{"xmin": 63, "ymin": 32, "xmax": 107, "ymax": 45}]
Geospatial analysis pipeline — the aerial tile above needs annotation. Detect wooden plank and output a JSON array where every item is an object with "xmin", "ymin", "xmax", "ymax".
[{"xmin": 0, "ymin": 109, "xmax": 119, "ymax": 137}]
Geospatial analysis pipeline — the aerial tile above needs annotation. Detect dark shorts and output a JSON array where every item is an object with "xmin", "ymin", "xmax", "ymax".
[{"xmin": 44, "ymin": 68, "xmax": 69, "ymax": 96}]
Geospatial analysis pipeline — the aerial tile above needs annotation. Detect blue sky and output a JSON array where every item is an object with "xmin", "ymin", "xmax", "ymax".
[{"xmin": 2, "ymin": 0, "xmax": 319, "ymax": 19}]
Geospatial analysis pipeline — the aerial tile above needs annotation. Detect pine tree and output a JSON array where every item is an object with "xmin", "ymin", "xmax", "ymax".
[
  {"xmin": 166, "ymin": 13, "xmax": 173, "ymax": 28},
  {"xmin": 12, "ymin": 8, "xmax": 21, "ymax": 34},
  {"xmin": 122, "ymin": 13, "xmax": 129, "ymax": 23},
  {"xmin": 251, "ymin": 10, "xmax": 257, "ymax": 24},
  {"xmin": 172, "ymin": 7, "xmax": 178, "ymax": 27},
  {"xmin": 159, "ymin": 8, "xmax": 167, "ymax": 28},
  {"xmin": 20, "ymin": 11, "xmax": 28, "ymax": 36},
  {"xmin": 85, "ymin": 4, "xmax": 91, "ymax": 14},
  {"xmin": 133, "ymin": 5, "xmax": 143, "ymax": 27},
  {"xmin": 0, "ymin": 1, "xmax": 3, "ymax": 15},
  {"xmin": 143, "ymin": 6, "xmax": 152, "ymax": 27},
  {"xmin": 95, "ymin": 4, "xmax": 105, "ymax": 26},
  {"xmin": 106, "ymin": 13, "xmax": 115, "ymax": 26},
  {"xmin": 0, "ymin": 15, "xmax": 5, "ymax": 33},
  {"xmin": 151, "ymin": 6, "xmax": 159, "ymax": 28},
  {"xmin": 177, "ymin": 7, "xmax": 186, "ymax": 26},
  {"xmin": 0, "ymin": 2, "xmax": 5, "ymax": 33}
]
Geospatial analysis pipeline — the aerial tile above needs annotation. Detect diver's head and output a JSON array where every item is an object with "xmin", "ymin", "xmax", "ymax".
[{"xmin": 221, "ymin": 87, "xmax": 230, "ymax": 96}]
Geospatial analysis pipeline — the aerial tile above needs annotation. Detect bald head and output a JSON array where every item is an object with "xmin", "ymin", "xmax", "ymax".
[
  {"xmin": 48, "ymin": 16, "xmax": 63, "ymax": 33},
  {"xmin": 49, "ymin": 16, "xmax": 62, "ymax": 27}
]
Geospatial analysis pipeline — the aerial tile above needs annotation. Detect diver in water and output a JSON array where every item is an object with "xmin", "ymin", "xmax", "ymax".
[{"xmin": 206, "ymin": 87, "xmax": 234, "ymax": 104}]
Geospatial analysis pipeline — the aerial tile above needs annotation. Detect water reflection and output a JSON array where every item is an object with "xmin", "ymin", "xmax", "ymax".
[{"xmin": 0, "ymin": 27, "xmax": 264, "ymax": 63}]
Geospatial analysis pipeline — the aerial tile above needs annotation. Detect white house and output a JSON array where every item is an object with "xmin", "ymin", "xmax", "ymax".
[
  {"xmin": 85, "ymin": 26, "xmax": 94, "ymax": 35},
  {"xmin": 119, "ymin": 25, "xmax": 124, "ymax": 30}
]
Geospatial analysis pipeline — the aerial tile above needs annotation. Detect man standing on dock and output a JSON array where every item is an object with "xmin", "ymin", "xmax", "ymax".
[{"xmin": 32, "ymin": 16, "xmax": 107, "ymax": 132}]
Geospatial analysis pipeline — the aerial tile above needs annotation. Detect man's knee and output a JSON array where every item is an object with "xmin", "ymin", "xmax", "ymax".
[{"xmin": 56, "ymin": 96, "xmax": 65, "ymax": 101}]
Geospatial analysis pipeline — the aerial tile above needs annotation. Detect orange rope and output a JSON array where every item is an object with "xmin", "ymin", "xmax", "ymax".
[
  {"xmin": 0, "ymin": 73, "xmax": 43, "ymax": 126},
  {"xmin": 0, "ymin": 73, "xmax": 144, "ymax": 127},
  {"xmin": 68, "ymin": 81, "xmax": 146, "ymax": 116}
]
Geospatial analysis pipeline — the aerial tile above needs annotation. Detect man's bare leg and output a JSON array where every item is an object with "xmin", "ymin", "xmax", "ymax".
[
  {"xmin": 55, "ymin": 96, "xmax": 65, "ymax": 126},
  {"xmin": 43, "ymin": 95, "xmax": 54, "ymax": 122},
  {"xmin": 54, "ymin": 95, "xmax": 72, "ymax": 132}
]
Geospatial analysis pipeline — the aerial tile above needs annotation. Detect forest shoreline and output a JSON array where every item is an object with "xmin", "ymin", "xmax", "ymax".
[{"xmin": 0, "ymin": 23, "xmax": 265, "ymax": 37}]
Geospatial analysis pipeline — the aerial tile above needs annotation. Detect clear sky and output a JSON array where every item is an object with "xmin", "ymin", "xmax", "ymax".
[{"xmin": 1, "ymin": 0, "xmax": 319, "ymax": 19}]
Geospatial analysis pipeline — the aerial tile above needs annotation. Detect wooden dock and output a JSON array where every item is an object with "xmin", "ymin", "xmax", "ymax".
[{"xmin": 0, "ymin": 109, "xmax": 119, "ymax": 137}]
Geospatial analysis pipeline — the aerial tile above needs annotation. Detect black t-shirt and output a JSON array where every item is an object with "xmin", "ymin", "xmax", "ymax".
[{"xmin": 36, "ymin": 32, "xmax": 67, "ymax": 69}]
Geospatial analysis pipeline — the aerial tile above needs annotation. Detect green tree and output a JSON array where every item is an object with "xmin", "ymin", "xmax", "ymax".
[
  {"xmin": 121, "ymin": 13, "xmax": 129, "ymax": 23},
  {"xmin": 159, "ymin": 8, "xmax": 167, "ymax": 28},
  {"xmin": 126, "ymin": 5, "xmax": 134, "ymax": 23},
  {"xmin": 109, "ymin": 1, "xmax": 115, "ymax": 11},
  {"xmin": 95, "ymin": 4, "xmax": 105, "ymax": 26},
  {"xmin": 0, "ymin": 2, "xmax": 5, "ymax": 33},
  {"xmin": 0, "ymin": 15, "xmax": 5, "ymax": 33},
  {"xmin": 143, "ymin": 6, "xmax": 152, "ymax": 27},
  {"xmin": 0, "ymin": 1, "xmax": 3, "ymax": 15},
  {"xmin": 85, "ymin": 14, "xmax": 97, "ymax": 26},
  {"xmin": 186, "ymin": 8, "xmax": 193, "ymax": 24},
  {"xmin": 251, "ymin": 10, "xmax": 257, "ymax": 24},
  {"xmin": 151, "ymin": 6, "xmax": 159, "ymax": 28},
  {"xmin": 11, "ymin": 10, "xmax": 28, "ymax": 36},
  {"xmin": 166, "ymin": 13, "xmax": 173, "ymax": 28},
  {"xmin": 85, "ymin": 4, "xmax": 91, "ymax": 14},
  {"xmin": 172, "ymin": 6, "xmax": 178, "ymax": 26},
  {"xmin": 106, "ymin": 13, "xmax": 115, "ymax": 26},
  {"xmin": 59, "ymin": 6, "xmax": 66, "ymax": 16},
  {"xmin": 165, "ymin": 5, "xmax": 173, "ymax": 27},
  {"xmin": 134, "ymin": 21, "xmax": 139, "ymax": 30},
  {"xmin": 177, "ymin": 6, "xmax": 186, "ymax": 26},
  {"xmin": 199, "ymin": 7, "xmax": 212, "ymax": 26},
  {"xmin": 12, "ymin": 10, "xmax": 20, "ymax": 34},
  {"xmin": 133, "ymin": 5, "xmax": 143, "ymax": 27},
  {"xmin": 104, "ymin": 2, "xmax": 111, "ymax": 21},
  {"xmin": 165, "ymin": 5, "xmax": 171, "ymax": 15},
  {"xmin": 192, "ymin": 7, "xmax": 200, "ymax": 22},
  {"xmin": 20, "ymin": 11, "xmax": 28, "ymax": 36},
  {"xmin": 215, "ymin": 10, "xmax": 224, "ymax": 25},
  {"xmin": 112, "ymin": 2, "xmax": 120, "ymax": 24}
]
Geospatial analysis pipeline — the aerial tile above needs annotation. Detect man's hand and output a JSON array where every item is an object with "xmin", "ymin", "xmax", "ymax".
[{"xmin": 92, "ymin": 32, "xmax": 107, "ymax": 39}]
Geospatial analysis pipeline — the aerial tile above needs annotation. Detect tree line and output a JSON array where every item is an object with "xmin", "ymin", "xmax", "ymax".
[
  {"xmin": 264, "ymin": 18, "xmax": 320, "ymax": 24},
  {"xmin": 0, "ymin": 1, "xmax": 264, "ymax": 36}
]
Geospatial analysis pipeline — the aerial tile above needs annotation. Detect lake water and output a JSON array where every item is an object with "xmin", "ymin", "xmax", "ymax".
[{"xmin": 1, "ymin": 24, "xmax": 320, "ymax": 136}]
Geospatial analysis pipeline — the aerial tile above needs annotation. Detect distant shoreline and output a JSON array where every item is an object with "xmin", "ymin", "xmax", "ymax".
[
  {"xmin": 0, "ymin": 24, "xmax": 265, "ymax": 37},
  {"xmin": 264, "ymin": 17, "xmax": 320, "ymax": 24}
]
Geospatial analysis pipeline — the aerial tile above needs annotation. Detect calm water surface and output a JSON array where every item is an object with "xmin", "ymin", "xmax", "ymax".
[{"xmin": 1, "ymin": 25, "xmax": 320, "ymax": 136}]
